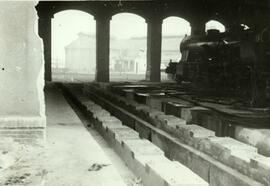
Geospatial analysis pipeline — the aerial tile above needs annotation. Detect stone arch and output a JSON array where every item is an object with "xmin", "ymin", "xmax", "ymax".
[
  {"xmin": 205, "ymin": 20, "xmax": 226, "ymax": 32},
  {"xmin": 161, "ymin": 16, "xmax": 191, "ymax": 81},
  {"xmin": 110, "ymin": 12, "xmax": 147, "ymax": 82},
  {"xmin": 52, "ymin": 10, "xmax": 96, "ymax": 82},
  {"xmin": 162, "ymin": 13, "xmax": 191, "ymax": 24},
  {"xmin": 52, "ymin": 8, "xmax": 94, "ymax": 18},
  {"xmin": 110, "ymin": 10, "xmax": 146, "ymax": 21}
]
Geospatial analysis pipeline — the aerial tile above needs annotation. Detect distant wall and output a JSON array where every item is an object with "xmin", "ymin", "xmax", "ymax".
[
  {"xmin": 0, "ymin": 1, "xmax": 45, "ymax": 143},
  {"xmin": 66, "ymin": 48, "xmax": 96, "ymax": 73}
]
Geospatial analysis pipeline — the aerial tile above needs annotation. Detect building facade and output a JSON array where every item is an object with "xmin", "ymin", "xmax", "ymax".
[{"xmin": 64, "ymin": 33, "xmax": 184, "ymax": 75}]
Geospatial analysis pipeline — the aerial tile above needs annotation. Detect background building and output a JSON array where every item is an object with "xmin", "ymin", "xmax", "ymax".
[
  {"xmin": 63, "ymin": 33, "xmax": 184, "ymax": 75},
  {"xmin": 65, "ymin": 32, "xmax": 96, "ymax": 74}
]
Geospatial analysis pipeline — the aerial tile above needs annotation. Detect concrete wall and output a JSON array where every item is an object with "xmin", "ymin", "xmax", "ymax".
[
  {"xmin": 66, "ymin": 48, "xmax": 96, "ymax": 73},
  {"xmin": 65, "ymin": 34, "xmax": 96, "ymax": 74},
  {"xmin": 0, "ymin": 1, "xmax": 45, "ymax": 142}
]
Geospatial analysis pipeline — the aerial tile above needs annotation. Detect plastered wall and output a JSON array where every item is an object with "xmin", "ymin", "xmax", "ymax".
[
  {"xmin": 0, "ymin": 1, "xmax": 45, "ymax": 141},
  {"xmin": 0, "ymin": 1, "xmax": 45, "ymax": 117}
]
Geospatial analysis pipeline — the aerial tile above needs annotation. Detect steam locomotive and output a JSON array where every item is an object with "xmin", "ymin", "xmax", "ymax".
[{"xmin": 165, "ymin": 26, "xmax": 270, "ymax": 107}]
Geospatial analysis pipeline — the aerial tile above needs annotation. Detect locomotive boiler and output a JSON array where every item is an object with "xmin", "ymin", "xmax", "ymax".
[{"xmin": 165, "ymin": 27, "xmax": 270, "ymax": 107}]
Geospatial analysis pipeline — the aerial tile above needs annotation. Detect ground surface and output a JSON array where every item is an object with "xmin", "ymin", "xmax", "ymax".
[
  {"xmin": 51, "ymin": 71, "xmax": 171, "ymax": 83},
  {"xmin": 0, "ymin": 138, "xmax": 45, "ymax": 186},
  {"xmin": 0, "ymin": 84, "xmax": 142, "ymax": 186}
]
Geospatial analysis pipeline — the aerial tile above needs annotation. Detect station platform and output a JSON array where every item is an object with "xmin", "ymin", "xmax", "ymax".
[
  {"xmin": 43, "ymin": 84, "xmax": 132, "ymax": 186},
  {"xmin": 0, "ymin": 84, "xmax": 138, "ymax": 186}
]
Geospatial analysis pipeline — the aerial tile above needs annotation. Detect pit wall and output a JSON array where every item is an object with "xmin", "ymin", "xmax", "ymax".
[
  {"xmin": 82, "ymin": 83, "xmax": 270, "ymax": 186},
  {"xmin": 63, "ymin": 86, "xmax": 208, "ymax": 186},
  {"xmin": 122, "ymin": 89, "xmax": 270, "ymax": 157},
  {"xmin": 162, "ymin": 102, "xmax": 270, "ymax": 157},
  {"xmin": 0, "ymin": 1, "xmax": 45, "ymax": 143}
]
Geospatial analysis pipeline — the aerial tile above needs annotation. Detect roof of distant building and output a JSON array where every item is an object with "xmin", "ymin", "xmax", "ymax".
[{"xmin": 65, "ymin": 32, "xmax": 185, "ymax": 51}]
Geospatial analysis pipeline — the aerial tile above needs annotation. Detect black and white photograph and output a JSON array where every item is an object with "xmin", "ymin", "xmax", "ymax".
[{"xmin": 0, "ymin": 0, "xmax": 270, "ymax": 185}]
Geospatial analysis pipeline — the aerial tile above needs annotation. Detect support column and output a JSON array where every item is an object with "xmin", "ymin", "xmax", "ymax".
[
  {"xmin": 95, "ymin": 14, "xmax": 110, "ymax": 82},
  {"xmin": 38, "ymin": 17, "xmax": 52, "ymax": 81},
  {"xmin": 0, "ymin": 1, "xmax": 46, "ymax": 143},
  {"xmin": 146, "ymin": 17, "xmax": 162, "ymax": 82}
]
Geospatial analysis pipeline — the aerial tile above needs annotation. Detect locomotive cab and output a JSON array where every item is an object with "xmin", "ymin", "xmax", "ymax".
[{"xmin": 165, "ymin": 26, "xmax": 270, "ymax": 107}]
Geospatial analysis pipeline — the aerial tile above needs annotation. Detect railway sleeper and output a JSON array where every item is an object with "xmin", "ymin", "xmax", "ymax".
[
  {"xmin": 111, "ymin": 86, "xmax": 236, "ymax": 137},
  {"xmin": 78, "ymin": 84, "xmax": 270, "ymax": 186},
  {"xmin": 64, "ymin": 86, "xmax": 208, "ymax": 186}
]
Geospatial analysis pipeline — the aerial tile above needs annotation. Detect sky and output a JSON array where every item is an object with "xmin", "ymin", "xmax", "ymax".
[
  {"xmin": 206, "ymin": 20, "xmax": 225, "ymax": 32},
  {"xmin": 52, "ymin": 10, "xmax": 224, "ymax": 66},
  {"xmin": 52, "ymin": 10, "xmax": 95, "ymax": 65},
  {"xmin": 52, "ymin": 11, "xmax": 191, "ymax": 64}
]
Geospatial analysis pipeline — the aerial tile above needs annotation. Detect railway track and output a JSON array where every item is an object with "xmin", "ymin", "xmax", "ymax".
[
  {"xmin": 105, "ymin": 82, "xmax": 270, "ymax": 156},
  {"xmin": 61, "ymin": 83, "xmax": 270, "ymax": 186}
]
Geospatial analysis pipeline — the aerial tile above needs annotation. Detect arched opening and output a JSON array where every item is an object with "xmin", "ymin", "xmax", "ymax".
[
  {"xmin": 52, "ymin": 10, "xmax": 96, "ymax": 82},
  {"xmin": 110, "ymin": 13, "xmax": 147, "ymax": 82},
  {"xmin": 161, "ymin": 16, "xmax": 191, "ymax": 81},
  {"xmin": 205, "ymin": 20, "xmax": 225, "ymax": 32}
]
